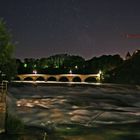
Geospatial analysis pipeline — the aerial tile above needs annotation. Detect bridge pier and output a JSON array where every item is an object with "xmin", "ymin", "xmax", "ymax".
[{"xmin": 68, "ymin": 77, "xmax": 73, "ymax": 82}]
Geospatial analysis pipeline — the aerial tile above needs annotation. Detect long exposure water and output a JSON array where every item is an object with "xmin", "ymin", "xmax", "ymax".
[{"xmin": 2, "ymin": 82, "xmax": 140, "ymax": 140}]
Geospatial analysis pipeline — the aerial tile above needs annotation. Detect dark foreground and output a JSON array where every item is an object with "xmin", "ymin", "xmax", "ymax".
[{"xmin": 1, "ymin": 82, "xmax": 140, "ymax": 140}]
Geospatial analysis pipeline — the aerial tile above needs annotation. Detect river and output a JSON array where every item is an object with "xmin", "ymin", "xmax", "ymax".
[{"xmin": 2, "ymin": 82, "xmax": 140, "ymax": 140}]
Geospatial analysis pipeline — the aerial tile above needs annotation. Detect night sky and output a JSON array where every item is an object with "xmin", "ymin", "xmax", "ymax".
[{"xmin": 0, "ymin": 0, "xmax": 140, "ymax": 59}]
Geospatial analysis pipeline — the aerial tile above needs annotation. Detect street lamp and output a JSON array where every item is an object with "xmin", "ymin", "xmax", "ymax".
[
  {"xmin": 98, "ymin": 70, "xmax": 102, "ymax": 82},
  {"xmin": 69, "ymin": 69, "xmax": 72, "ymax": 74},
  {"xmin": 99, "ymin": 70, "xmax": 102, "ymax": 75},
  {"xmin": 33, "ymin": 70, "xmax": 37, "ymax": 74}
]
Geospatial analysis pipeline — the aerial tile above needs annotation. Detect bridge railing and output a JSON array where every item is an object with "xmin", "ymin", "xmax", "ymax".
[{"xmin": 0, "ymin": 81, "xmax": 7, "ymax": 91}]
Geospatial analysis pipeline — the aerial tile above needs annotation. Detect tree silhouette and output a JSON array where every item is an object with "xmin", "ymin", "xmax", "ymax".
[{"xmin": 0, "ymin": 19, "xmax": 16, "ymax": 81}]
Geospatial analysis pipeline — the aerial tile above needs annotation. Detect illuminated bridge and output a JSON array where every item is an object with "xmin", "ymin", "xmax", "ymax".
[{"xmin": 16, "ymin": 73, "xmax": 101, "ymax": 82}]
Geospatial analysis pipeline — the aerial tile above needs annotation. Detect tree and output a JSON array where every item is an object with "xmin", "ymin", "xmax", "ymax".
[
  {"xmin": 0, "ymin": 19, "xmax": 16, "ymax": 81},
  {"xmin": 63, "ymin": 55, "xmax": 85, "ymax": 73},
  {"xmin": 85, "ymin": 55, "xmax": 123, "ymax": 74},
  {"xmin": 108, "ymin": 51, "xmax": 140, "ymax": 84}
]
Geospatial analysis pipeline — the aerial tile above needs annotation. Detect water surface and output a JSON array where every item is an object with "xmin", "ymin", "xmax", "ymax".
[{"xmin": 5, "ymin": 82, "xmax": 140, "ymax": 140}]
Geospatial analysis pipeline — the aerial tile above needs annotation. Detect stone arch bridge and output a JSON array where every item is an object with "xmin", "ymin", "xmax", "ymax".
[{"xmin": 16, "ymin": 74, "xmax": 101, "ymax": 82}]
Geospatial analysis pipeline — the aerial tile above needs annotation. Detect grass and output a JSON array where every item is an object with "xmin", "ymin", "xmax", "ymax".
[{"xmin": 6, "ymin": 113, "xmax": 25, "ymax": 134}]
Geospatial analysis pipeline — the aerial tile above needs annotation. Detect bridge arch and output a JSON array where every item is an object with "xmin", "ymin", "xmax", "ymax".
[
  {"xmin": 59, "ymin": 76, "xmax": 69, "ymax": 82},
  {"xmin": 47, "ymin": 77, "xmax": 57, "ymax": 81},
  {"xmin": 36, "ymin": 77, "xmax": 45, "ymax": 81},
  {"xmin": 14, "ymin": 76, "xmax": 21, "ymax": 81},
  {"xmin": 84, "ymin": 77, "xmax": 97, "ymax": 82},
  {"xmin": 72, "ymin": 77, "xmax": 81, "ymax": 82},
  {"xmin": 24, "ymin": 77, "xmax": 33, "ymax": 81}
]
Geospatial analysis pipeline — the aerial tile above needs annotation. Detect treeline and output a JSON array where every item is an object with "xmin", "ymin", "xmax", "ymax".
[{"xmin": 16, "ymin": 54, "xmax": 123, "ymax": 76}]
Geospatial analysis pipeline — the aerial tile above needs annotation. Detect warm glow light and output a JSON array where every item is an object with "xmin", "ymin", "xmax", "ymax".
[
  {"xmin": 75, "ymin": 65, "xmax": 78, "ymax": 69},
  {"xmin": 97, "ymin": 70, "xmax": 102, "ymax": 82},
  {"xmin": 33, "ymin": 70, "xmax": 37, "ymax": 74},
  {"xmin": 24, "ymin": 63, "xmax": 27, "ymax": 68},
  {"xmin": 69, "ymin": 70, "xmax": 72, "ymax": 74},
  {"xmin": 99, "ymin": 70, "xmax": 102, "ymax": 74}
]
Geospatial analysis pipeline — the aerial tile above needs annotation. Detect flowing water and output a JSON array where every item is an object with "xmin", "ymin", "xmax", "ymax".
[{"xmin": 2, "ymin": 82, "xmax": 140, "ymax": 140}]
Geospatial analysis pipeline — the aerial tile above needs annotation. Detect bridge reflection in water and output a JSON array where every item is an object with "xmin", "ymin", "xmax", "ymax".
[{"xmin": 16, "ymin": 73, "xmax": 101, "ymax": 82}]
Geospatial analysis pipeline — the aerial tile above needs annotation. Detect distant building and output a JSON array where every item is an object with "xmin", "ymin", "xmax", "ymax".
[
  {"xmin": 132, "ymin": 49, "xmax": 140, "ymax": 56},
  {"xmin": 125, "ymin": 52, "xmax": 131, "ymax": 60}
]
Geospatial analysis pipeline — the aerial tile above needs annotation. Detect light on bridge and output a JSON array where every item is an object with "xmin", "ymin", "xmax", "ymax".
[
  {"xmin": 99, "ymin": 70, "xmax": 102, "ymax": 75},
  {"xmin": 33, "ymin": 70, "xmax": 37, "ymax": 74},
  {"xmin": 69, "ymin": 69, "xmax": 72, "ymax": 74},
  {"xmin": 98, "ymin": 70, "xmax": 102, "ymax": 82}
]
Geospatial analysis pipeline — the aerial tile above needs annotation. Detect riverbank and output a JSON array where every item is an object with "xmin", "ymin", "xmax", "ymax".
[{"xmin": 1, "ymin": 121, "xmax": 140, "ymax": 140}]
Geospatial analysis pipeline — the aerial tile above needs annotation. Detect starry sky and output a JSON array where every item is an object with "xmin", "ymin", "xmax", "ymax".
[{"xmin": 0, "ymin": 0, "xmax": 140, "ymax": 59}]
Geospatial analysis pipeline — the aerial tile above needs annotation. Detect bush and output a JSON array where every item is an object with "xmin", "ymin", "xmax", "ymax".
[{"xmin": 6, "ymin": 114, "xmax": 24, "ymax": 134}]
